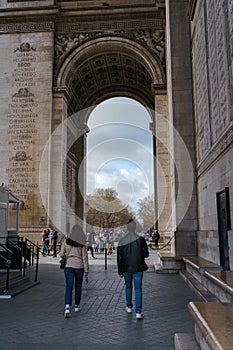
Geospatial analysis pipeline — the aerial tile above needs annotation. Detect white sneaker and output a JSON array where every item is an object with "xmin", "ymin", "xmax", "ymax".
[
  {"xmin": 125, "ymin": 306, "xmax": 132, "ymax": 314},
  {"xmin": 136, "ymin": 313, "xmax": 143, "ymax": 320},
  {"xmin": 64, "ymin": 308, "xmax": 70, "ymax": 318},
  {"xmin": 74, "ymin": 305, "xmax": 81, "ymax": 312}
]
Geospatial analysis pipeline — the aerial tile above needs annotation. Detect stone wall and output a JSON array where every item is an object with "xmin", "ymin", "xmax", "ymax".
[
  {"xmin": 190, "ymin": 0, "xmax": 233, "ymax": 266},
  {"xmin": 166, "ymin": 0, "xmax": 197, "ymax": 255},
  {"xmin": 0, "ymin": 2, "xmax": 166, "ymax": 236},
  {"xmin": 0, "ymin": 31, "xmax": 54, "ymax": 228},
  {"xmin": 0, "ymin": 0, "xmax": 54, "ymax": 9}
]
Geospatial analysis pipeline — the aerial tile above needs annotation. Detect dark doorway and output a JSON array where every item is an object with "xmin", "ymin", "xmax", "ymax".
[{"xmin": 216, "ymin": 188, "xmax": 231, "ymax": 270}]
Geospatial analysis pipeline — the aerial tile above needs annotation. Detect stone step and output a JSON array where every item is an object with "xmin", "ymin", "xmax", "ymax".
[
  {"xmin": 180, "ymin": 270, "xmax": 218, "ymax": 302},
  {"xmin": 183, "ymin": 256, "xmax": 233, "ymax": 302},
  {"xmin": 189, "ymin": 301, "xmax": 233, "ymax": 350},
  {"xmin": 154, "ymin": 262, "xmax": 180, "ymax": 273},
  {"xmin": 0, "ymin": 277, "xmax": 40, "ymax": 299},
  {"xmin": 204, "ymin": 270, "xmax": 233, "ymax": 303},
  {"xmin": 183, "ymin": 256, "xmax": 222, "ymax": 275},
  {"xmin": 9, "ymin": 280, "xmax": 40, "ymax": 298},
  {"xmin": 0, "ymin": 268, "xmax": 39, "ymax": 298},
  {"xmin": 174, "ymin": 333, "xmax": 200, "ymax": 350},
  {"xmin": 156, "ymin": 252, "xmax": 185, "ymax": 273}
]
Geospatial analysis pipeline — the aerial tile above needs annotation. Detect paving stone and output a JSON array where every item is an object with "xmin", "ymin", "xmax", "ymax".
[{"xmin": 0, "ymin": 250, "xmax": 199, "ymax": 350}]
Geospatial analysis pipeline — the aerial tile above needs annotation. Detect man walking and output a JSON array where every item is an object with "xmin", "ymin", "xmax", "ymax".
[
  {"xmin": 117, "ymin": 219, "xmax": 149, "ymax": 320},
  {"xmin": 51, "ymin": 229, "xmax": 58, "ymax": 257}
]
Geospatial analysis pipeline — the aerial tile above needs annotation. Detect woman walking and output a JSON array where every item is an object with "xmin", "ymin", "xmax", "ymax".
[{"xmin": 60, "ymin": 224, "xmax": 89, "ymax": 318}]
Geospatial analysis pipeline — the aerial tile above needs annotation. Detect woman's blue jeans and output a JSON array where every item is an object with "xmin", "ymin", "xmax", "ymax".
[
  {"xmin": 123, "ymin": 271, "xmax": 143, "ymax": 313},
  {"xmin": 64, "ymin": 267, "xmax": 84, "ymax": 306}
]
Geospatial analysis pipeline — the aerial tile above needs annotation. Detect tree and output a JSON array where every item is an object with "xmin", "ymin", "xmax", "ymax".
[
  {"xmin": 137, "ymin": 194, "xmax": 155, "ymax": 231},
  {"xmin": 85, "ymin": 188, "xmax": 133, "ymax": 231}
]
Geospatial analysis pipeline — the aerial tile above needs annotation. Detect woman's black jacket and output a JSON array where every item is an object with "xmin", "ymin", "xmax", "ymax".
[{"xmin": 117, "ymin": 232, "xmax": 149, "ymax": 275}]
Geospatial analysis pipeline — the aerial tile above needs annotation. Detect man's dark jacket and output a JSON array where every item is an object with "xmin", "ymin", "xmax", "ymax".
[{"xmin": 117, "ymin": 232, "xmax": 149, "ymax": 275}]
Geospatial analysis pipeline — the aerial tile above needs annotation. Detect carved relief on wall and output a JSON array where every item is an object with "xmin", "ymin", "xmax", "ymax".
[
  {"xmin": 133, "ymin": 30, "xmax": 165, "ymax": 63},
  {"xmin": 55, "ymin": 33, "xmax": 91, "ymax": 58},
  {"xmin": 14, "ymin": 42, "xmax": 36, "ymax": 52},
  {"xmin": 54, "ymin": 29, "xmax": 165, "ymax": 69},
  {"xmin": 13, "ymin": 88, "xmax": 34, "ymax": 98}
]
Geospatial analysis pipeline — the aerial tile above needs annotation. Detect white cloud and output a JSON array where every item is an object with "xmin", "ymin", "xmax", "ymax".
[
  {"xmin": 119, "ymin": 168, "xmax": 129, "ymax": 177},
  {"xmin": 86, "ymin": 97, "xmax": 154, "ymax": 214}
]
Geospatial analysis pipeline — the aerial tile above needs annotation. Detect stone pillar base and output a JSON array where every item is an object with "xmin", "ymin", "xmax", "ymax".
[
  {"xmin": 154, "ymin": 251, "xmax": 185, "ymax": 273},
  {"xmin": 174, "ymin": 231, "xmax": 197, "ymax": 256}
]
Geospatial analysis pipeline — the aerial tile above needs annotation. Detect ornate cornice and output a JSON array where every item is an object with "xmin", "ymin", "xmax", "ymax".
[
  {"xmin": 0, "ymin": 6, "xmax": 165, "ymax": 35},
  {"xmin": 151, "ymin": 83, "xmax": 167, "ymax": 95},
  {"xmin": 53, "ymin": 86, "xmax": 72, "ymax": 103},
  {"xmin": 7, "ymin": 0, "xmax": 44, "ymax": 2},
  {"xmin": 0, "ymin": 16, "xmax": 55, "ymax": 33},
  {"xmin": 56, "ymin": 14, "xmax": 164, "ymax": 33}
]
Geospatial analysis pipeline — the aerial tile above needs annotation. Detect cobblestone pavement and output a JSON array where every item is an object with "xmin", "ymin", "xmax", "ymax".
[{"xmin": 0, "ymin": 249, "xmax": 199, "ymax": 350}]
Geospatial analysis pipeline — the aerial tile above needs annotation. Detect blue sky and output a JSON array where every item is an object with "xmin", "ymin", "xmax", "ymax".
[{"xmin": 86, "ymin": 97, "xmax": 154, "ymax": 215}]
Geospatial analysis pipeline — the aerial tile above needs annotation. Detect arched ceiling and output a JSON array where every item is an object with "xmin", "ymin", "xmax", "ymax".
[
  {"xmin": 56, "ymin": 37, "xmax": 165, "ymax": 112},
  {"xmin": 68, "ymin": 51, "xmax": 154, "ymax": 111}
]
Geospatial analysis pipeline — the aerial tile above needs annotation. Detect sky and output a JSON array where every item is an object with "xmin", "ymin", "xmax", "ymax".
[{"xmin": 86, "ymin": 97, "xmax": 154, "ymax": 216}]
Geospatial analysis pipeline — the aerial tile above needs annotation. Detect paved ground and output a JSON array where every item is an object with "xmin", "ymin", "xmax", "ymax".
[{"xmin": 0, "ymin": 249, "xmax": 199, "ymax": 350}]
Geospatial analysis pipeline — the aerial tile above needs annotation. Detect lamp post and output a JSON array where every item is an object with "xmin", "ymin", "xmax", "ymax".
[
  {"xmin": 96, "ymin": 205, "xmax": 108, "ymax": 270},
  {"xmin": 105, "ymin": 243, "xmax": 107, "ymax": 270}
]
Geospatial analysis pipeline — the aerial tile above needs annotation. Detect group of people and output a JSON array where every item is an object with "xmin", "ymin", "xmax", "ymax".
[
  {"xmin": 86, "ymin": 229, "xmax": 117, "ymax": 258},
  {"xmin": 41, "ymin": 226, "xmax": 120, "ymax": 259},
  {"xmin": 41, "ymin": 228, "xmax": 59, "ymax": 257},
  {"xmin": 59, "ymin": 219, "xmax": 149, "ymax": 320},
  {"xmin": 87, "ymin": 230, "xmax": 117, "ymax": 255}
]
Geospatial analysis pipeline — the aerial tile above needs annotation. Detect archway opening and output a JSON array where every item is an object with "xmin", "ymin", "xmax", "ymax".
[
  {"xmin": 52, "ymin": 36, "xmax": 166, "ymax": 235},
  {"xmin": 85, "ymin": 96, "xmax": 155, "ymax": 233}
]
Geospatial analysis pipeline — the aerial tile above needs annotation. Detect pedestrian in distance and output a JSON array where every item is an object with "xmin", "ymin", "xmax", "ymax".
[
  {"xmin": 41, "ymin": 228, "xmax": 50, "ymax": 256},
  {"xmin": 106, "ymin": 230, "xmax": 114, "ymax": 255},
  {"xmin": 152, "ymin": 229, "xmax": 160, "ymax": 248},
  {"xmin": 60, "ymin": 224, "xmax": 89, "ymax": 318},
  {"xmin": 87, "ymin": 231, "xmax": 96, "ymax": 259},
  {"xmin": 51, "ymin": 229, "xmax": 58, "ymax": 257},
  {"xmin": 117, "ymin": 218, "xmax": 149, "ymax": 320}
]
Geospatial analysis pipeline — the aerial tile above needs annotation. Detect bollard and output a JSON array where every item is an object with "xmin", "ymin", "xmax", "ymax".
[{"xmin": 105, "ymin": 247, "xmax": 107, "ymax": 270}]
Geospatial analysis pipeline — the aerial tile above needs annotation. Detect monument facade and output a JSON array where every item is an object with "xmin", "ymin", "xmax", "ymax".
[
  {"xmin": 0, "ymin": 0, "xmax": 232, "ymax": 270},
  {"xmin": 189, "ymin": 0, "xmax": 233, "ymax": 269}
]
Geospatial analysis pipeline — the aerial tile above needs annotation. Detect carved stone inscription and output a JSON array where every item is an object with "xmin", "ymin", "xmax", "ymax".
[
  {"xmin": 206, "ymin": 0, "xmax": 230, "ymax": 143},
  {"xmin": 7, "ymin": 42, "xmax": 38, "ymax": 209},
  {"xmin": 5, "ymin": 35, "xmax": 53, "ymax": 227},
  {"xmin": 228, "ymin": 0, "xmax": 233, "ymax": 82},
  {"xmin": 192, "ymin": 5, "xmax": 211, "ymax": 162}
]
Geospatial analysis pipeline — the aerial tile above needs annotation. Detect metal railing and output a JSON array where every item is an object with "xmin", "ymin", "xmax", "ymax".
[
  {"xmin": 0, "ymin": 244, "xmax": 13, "ymax": 295},
  {"xmin": 0, "ymin": 236, "xmax": 40, "ymax": 295},
  {"xmin": 21, "ymin": 238, "xmax": 40, "ymax": 281}
]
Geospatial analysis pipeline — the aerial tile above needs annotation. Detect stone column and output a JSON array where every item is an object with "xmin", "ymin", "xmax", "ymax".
[
  {"xmin": 166, "ymin": 0, "xmax": 198, "ymax": 255},
  {"xmin": 152, "ymin": 84, "xmax": 175, "ymax": 241},
  {"xmin": 66, "ymin": 111, "xmax": 90, "ymax": 232},
  {"xmin": 49, "ymin": 91, "xmax": 88, "ymax": 234},
  {"xmin": 74, "ymin": 130, "xmax": 86, "ymax": 229},
  {"xmin": 46, "ymin": 88, "xmax": 69, "ymax": 234}
]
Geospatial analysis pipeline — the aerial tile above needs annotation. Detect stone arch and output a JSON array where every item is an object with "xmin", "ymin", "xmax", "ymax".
[
  {"xmin": 51, "ymin": 35, "xmax": 167, "ymax": 233},
  {"xmin": 55, "ymin": 35, "xmax": 165, "ymax": 112}
]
